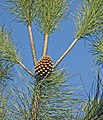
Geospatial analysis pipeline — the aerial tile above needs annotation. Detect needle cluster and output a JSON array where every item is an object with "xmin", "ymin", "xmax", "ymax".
[{"xmin": 75, "ymin": 0, "xmax": 103, "ymax": 39}]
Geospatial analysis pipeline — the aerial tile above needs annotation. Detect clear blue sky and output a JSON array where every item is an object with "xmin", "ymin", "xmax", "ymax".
[{"xmin": 0, "ymin": 0, "xmax": 96, "ymax": 95}]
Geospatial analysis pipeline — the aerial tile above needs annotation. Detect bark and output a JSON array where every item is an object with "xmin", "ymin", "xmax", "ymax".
[
  {"xmin": 29, "ymin": 88, "xmax": 41, "ymax": 120},
  {"xmin": 28, "ymin": 24, "xmax": 37, "ymax": 65},
  {"xmin": 54, "ymin": 37, "xmax": 79, "ymax": 67},
  {"xmin": 17, "ymin": 61, "xmax": 34, "ymax": 77},
  {"xmin": 42, "ymin": 33, "xmax": 49, "ymax": 56}
]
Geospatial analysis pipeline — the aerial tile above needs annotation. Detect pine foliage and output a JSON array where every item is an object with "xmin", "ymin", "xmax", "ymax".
[
  {"xmin": 0, "ymin": 0, "xmax": 103, "ymax": 120},
  {"xmin": 0, "ymin": 69, "xmax": 33, "ymax": 120},
  {"xmin": 7, "ymin": 0, "xmax": 39, "ymax": 25},
  {"xmin": 82, "ymin": 72, "xmax": 103, "ymax": 120},
  {"xmin": 0, "ymin": 91, "xmax": 10, "ymax": 120},
  {"xmin": 91, "ymin": 36, "xmax": 103, "ymax": 66},
  {"xmin": 0, "ymin": 60, "xmax": 13, "ymax": 83},
  {"xmin": 0, "ymin": 27, "xmax": 20, "ymax": 63},
  {"xmin": 37, "ymin": 0, "xmax": 69, "ymax": 35},
  {"xmin": 31, "ymin": 69, "xmax": 83, "ymax": 120},
  {"xmin": 1, "ymin": 69, "xmax": 83, "ymax": 120},
  {"xmin": 75, "ymin": 0, "xmax": 103, "ymax": 39}
]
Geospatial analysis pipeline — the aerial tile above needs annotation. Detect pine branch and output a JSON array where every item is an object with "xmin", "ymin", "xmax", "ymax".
[
  {"xmin": 5, "ymin": 0, "xmax": 39, "ymax": 65},
  {"xmin": 0, "ymin": 26, "xmax": 34, "ymax": 77},
  {"xmin": 55, "ymin": 0, "xmax": 103, "ymax": 67},
  {"xmin": 37, "ymin": 0, "xmax": 70, "ymax": 58},
  {"xmin": 29, "ymin": 87, "xmax": 41, "ymax": 120},
  {"xmin": 27, "ymin": 24, "xmax": 37, "ymax": 65},
  {"xmin": 42, "ymin": 33, "xmax": 49, "ymax": 56},
  {"xmin": 54, "ymin": 37, "xmax": 79, "ymax": 67},
  {"xmin": 17, "ymin": 60, "xmax": 34, "ymax": 77},
  {"xmin": 29, "ymin": 69, "xmax": 83, "ymax": 120}
]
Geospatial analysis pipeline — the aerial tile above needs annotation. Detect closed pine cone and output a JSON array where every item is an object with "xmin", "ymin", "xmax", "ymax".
[{"xmin": 35, "ymin": 55, "xmax": 53, "ymax": 80}]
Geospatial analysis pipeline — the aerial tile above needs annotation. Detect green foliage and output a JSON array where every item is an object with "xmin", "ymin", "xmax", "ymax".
[
  {"xmin": 83, "ymin": 98, "xmax": 103, "ymax": 120},
  {"xmin": 0, "ymin": 0, "xmax": 103, "ymax": 120},
  {"xmin": 7, "ymin": 0, "xmax": 39, "ymax": 25},
  {"xmin": 0, "ymin": 93, "xmax": 10, "ymax": 120},
  {"xmin": 82, "ymin": 72, "xmax": 103, "ymax": 120},
  {"xmin": 0, "ymin": 26, "xmax": 18, "ymax": 119},
  {"xmin": 0, "ymin": 79, "xmax": 13, "ymax": 120},
  {"xmin": 30, "ymin": 69, "xmax": 83, "ymax": 120},
  {"xmin": 91, "ymin": 35, "xmax": 103, "ymax": 66},
  {"xmin": 0, "ymin": 26, "xmax": 21, "ymax": 63},
  {"xmin": 75, "ymin": 0, "xmax": 103, "ymax": 39},
  {"xmin": 0, "ymin": 69, "xmax": 84, "ymax": 120},
  {"xmin": 0, "ymin": 69, "xmax": 33, "ymax": 120},
  {"xmin": 0, "ymin": 60, "xmax": 14, "ymax": 84},
  {"xmin": 37, "ymin": 0, "xmax": 69, "ymax": 35}
]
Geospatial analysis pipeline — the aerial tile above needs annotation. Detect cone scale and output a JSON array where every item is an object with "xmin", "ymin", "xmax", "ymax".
[{"xmin": 35, "ymin": 55, "xmax": 54, "ymax": 80}]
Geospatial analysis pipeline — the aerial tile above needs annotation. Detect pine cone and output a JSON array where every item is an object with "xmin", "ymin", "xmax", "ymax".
[{"xmin": 35, "ymin": 55, "xmax": 53, "ymax": 80}]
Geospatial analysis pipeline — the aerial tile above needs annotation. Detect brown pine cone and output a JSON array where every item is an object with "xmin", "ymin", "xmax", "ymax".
[{"xmin": 35, "ymin": 55, "xmax": 54, "ymax": 80}]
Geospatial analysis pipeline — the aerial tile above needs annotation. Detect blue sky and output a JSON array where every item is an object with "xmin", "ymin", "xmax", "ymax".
[{"xmin": 0, "ymin": 0, "xmax": 96, "ymax": 95}]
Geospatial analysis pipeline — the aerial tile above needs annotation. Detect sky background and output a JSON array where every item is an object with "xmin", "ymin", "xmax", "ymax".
[{"xmin": 0, "ymin": 0, "xmax": 97, "ymax": 96}]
